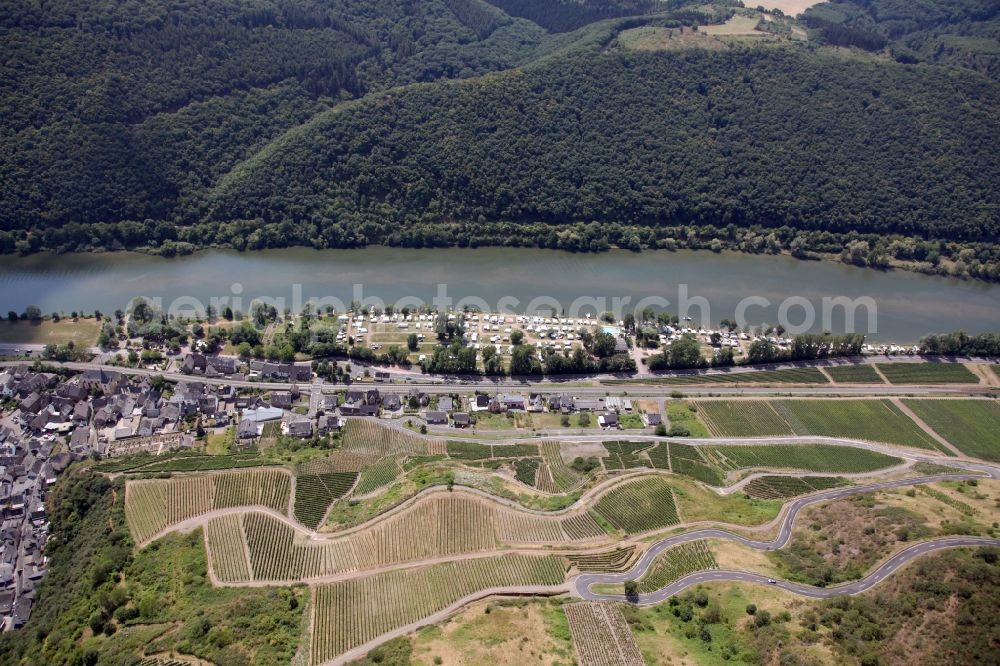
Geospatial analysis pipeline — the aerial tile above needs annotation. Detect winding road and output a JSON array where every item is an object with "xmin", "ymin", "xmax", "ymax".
[
  {"xmin": 576, "ymin": 537, "xmax": 1000, "ymax": 604},
  {"xmin": 573, "ymin": 469, "xmax": 1000, "ymax": 603}
]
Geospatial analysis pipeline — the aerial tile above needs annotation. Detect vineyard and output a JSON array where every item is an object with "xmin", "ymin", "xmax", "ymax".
[
  {"xmin": 666, "ymin": 443, "xmax": 723, "ymax": 486},
  {"xmin": 513, "ymin": 457, "xmax": 540, "ymax": 486},
  {"xmin": 125, "ymin": 468, "xmax": 291, "ymax": 544},
  {"xmin": 876, "ymin": 362, "xmax": 979, "ymax": 384},
  {"xmin": 446, "ymin": 440, "xmax": 493, "ymax": 460},
  {"xmin": 534, "ymin": 462, "xmax": 557, "ymax": 493},
  {"xmin": 341, "ymin": 419, "xmax": 442, "ymax": 456},
  {"xmin": 774, "ymin": 399, "xmax": 945, "ymax": 451},
  {"xmin": 742, "ymin": 475, "xmax": 848, "ymax": 500},
  {"xmin": 309, "ymin": 554, "xmax": 565, "ymax": 664},
  {"xmin": 703, "ymin": 444, "xmax": 900, "ymax": 475},
  {"xmin": 293, "ymin": 472, "xmax": 357, "ymax": 528},
  {"xmin": 825, "ymin": 364, "xmax": 884, "ymax": 383},
  {"xmin": 564, "ymin": 602, "xmax": 645, "ymax": 666},
  {"xmin": 601, "ymin": 441, "xmax": 653, "ymax": 470},
  {"xmin": 567, "ymin": 546, "xmax": 637, "ymax": 573},
  {"xmin": 542, "ymin": 442, "xmax": 585, "ymax": 491},
  {"xmin": 904, "ymin": 399, "xmax": 1000, "ymax": 462},
  {"xmin": 352, "ymin": 457, "xmax": 402, "ymax": 496},
  {"xmin": 206, "ymin": 491, "xmax": 606, "ymax": 583},
  {"xmin": 592, "ymin": 476, "xmax": 679, "ymax": 534},
  {"xmin": 609, "ymin": 367, "xmax": 829, "ymax": 385},
  {"xmin": 697, "ymin": 400, "xmax": 795, "ymax": 437},
  {"xmin": 646, "ymin": 442, "xmax": 670, "ymax": 470},
  {"xmin": 635, "ymin": 540, "xmax": 717, "ymax": 593},
  {"xmin": 94, "ymin": 450, "xmax": 267, "ymax": 474}
]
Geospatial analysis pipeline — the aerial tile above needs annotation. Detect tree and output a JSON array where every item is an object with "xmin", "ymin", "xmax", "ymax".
[
  {"xmin": 745, "ymin": 604, "xmax": 757, "ymax": 615},
  {"xmin": 510, "ymin": 345, "xmax": 541, "ymax": 375},
  {"xmin": 754, "ymin": 610, "xmax": 771, "ymax": 627},
  {"xmin": 23, "ymin": 304, "xmax": 42, "ymax": 321},
  {"xmin": 407, "ymin": 333, "xmax": 419, "ymax": 351},
  {"xmin": 510, "ymin": 329, "xmax": 524, "ymax": 345},
  {"xmin": 222, "ymin": 306, "xmax": 234, "ymax": 321},
  {"xmin": 624, "ymin": 580, "xmax": 639, "ymax": 602},
  {"xmin": 7, "ymin": 311, "xmax": 17, "ymax": 323}
]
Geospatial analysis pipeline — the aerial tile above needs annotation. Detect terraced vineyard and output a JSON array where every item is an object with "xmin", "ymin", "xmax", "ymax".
[
  {"xmin": 646, "ymin": 442, "xmax": 671, "ymax": 470},
  {"xmin": 601, "ymin": 441, "xmax": 653, "ymax": 470},
  {"xmin": 309, "ymin": 554, "xmax": 565, "ymax": 664},
  {"xmin": 825, "ymin": 364, "xmax": 884, "ymax": 383},
  {"xmin": 513, "ymin": 458, "xmax": 540, "ymax": 486},
  {"xmin": 342, "ymin": 419, "xmax": 441, "ymax": 456},
  {"xmin": 205, "ymin": 514, "xmax": 251, "ymax": 582},
  {"xmin": 567, "ymin": 546, "xmax": 637, "ymax": 573},
  {"xmin": 207, "ymin": 491, "xmax": 605, "ymax": 583},
  {"xmin": 542, "ymin": 442, "xmax": 584, "ymax": 491},
  {"xmin": 352, "ymin": 457, "xmax": 401, "ymax": 496},
  {"xmin": 697, "ymin": 400, "xmax": 794, "ymax": 437},
  {"xmin": 774, "ymin": 399, "xmax": 946, "ymax": 451},
  {"xmin": 636, "ymin": 540, "xmax": 717, "ymax": 593},
  {"xmin": 446, "ymin": 440, "xmax": 494, "ymax": 460},
  {"xmin": 564, "ymin": 602, "xmax": 645, "ymax": 666},
  {"xmin": 534, "ymin": 462, "xmax": 557, "ymax": 493},
  {"xmin": 876, "ymin": 362, "xmax": 979, "ymax": 384},
  {"xmin": 703, "ymin": 444, "xmax": 900, "ymax": 474},
  {"xmin": 667, "ymin": 443, "xmax": 723, "ymax": 485},
  {"xmin": 125, "ymin": 468, "xmax": 291, "ymax": 544},
  {"xmin": 742, "ymin": 475, "xmax": 848, "ymax": 500},
  {"xmin": 592, "ymin": 476, "xmax": 678, "ymax": 534},
  {"xmin": 904, "ymin": 399, "xmax": 1000, "ymax": 462},
  {"xmin": 95, "ymin": 451, "xmax": 266, "ymax": 474},
  {"xmin": 446, "ymin": 441, "xmax": 541, "ymax": 460},
  {"xmin": 294, "ymin": 472, "xmax": 357, "ymax": 528}
]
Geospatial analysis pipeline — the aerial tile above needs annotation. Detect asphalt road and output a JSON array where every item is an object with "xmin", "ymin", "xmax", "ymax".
[
  {"xmin": 573, "ymin": 471, "xmax": 1000, "ymax": 603},
  {"xmin": 578, "ymin": 537, "xmax": 1000, "ymax": 604}
]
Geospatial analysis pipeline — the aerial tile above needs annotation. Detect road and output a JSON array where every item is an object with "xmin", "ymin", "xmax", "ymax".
[
  {"xmin": 573, "ymin": 469, "xmax": 1000, "ymax": 603},
  {"xmin": 4, "ymin": 360, "xmax": 993, "ymax": 398},
  {"xmin": 577, "ymin": 537, "xmax": 1000, "ymax": 604}
]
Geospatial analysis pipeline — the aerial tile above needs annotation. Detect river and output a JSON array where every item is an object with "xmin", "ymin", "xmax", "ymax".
[{"xmin": 0, "ymin": 247, "xmax": 996, "ymax": 342}]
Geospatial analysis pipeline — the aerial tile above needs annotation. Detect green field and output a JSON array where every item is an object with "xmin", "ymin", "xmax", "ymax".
[
  {"xmin": 825, "ymin": 364, "xmax": 884, "ymax": 383},
  {"xmin": 592, "ymin": 476, "xmax": 679, "ymax": 534},
  {"xmin": 666, "ymin": 401, "xmax": 711, "ymax": 437},
  {"xmin": 904, "ymin": 399, "xmax": 1000, "ymax": 462},
  {"xmin": 697, "ymin": 400, "xmax": 794, "ymax": 437},
  {"xmin": 0, "ymin": 318, "xmax": 101, "ymax": 347},
  {"xmin": 774, "ymin": 399, "xmax": 947, "ymax": 451},
  {"xmin": 703, "ymin": 444, "xmax": 900, "ymax": 474},
  {"xmin": 876, "ymin": 362, "xmax": 978, "ymax": 384}
]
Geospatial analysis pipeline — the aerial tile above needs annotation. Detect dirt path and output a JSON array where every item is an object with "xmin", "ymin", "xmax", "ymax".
[
  {"xmin": 890, "ymin": 398, "xmax": 963, "ymax": 456},
  {"xmin": 818, "ymin": 366, "xmax": 835, "ymax": 384}
]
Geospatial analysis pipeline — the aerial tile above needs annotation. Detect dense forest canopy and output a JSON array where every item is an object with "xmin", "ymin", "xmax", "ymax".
[
  {"xmin": 209, "ymin": 48, "xmax": 1000, "ymax": 242},
  {"xmin": 1, "ymin": 0, "xmax": 999, "ymax": 276}
]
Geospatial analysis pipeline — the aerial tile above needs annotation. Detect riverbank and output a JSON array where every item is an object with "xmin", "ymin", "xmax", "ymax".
[{"xmin": 1, "ymin": 247, "xmax": 998, "ymax": 343}]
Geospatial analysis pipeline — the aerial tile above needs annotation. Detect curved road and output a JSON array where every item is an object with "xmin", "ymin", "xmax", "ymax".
[
  {"xmin": 573, "ymin": 471, "xmax": 1000, "ymax": 602},
  {"xmin": 576, "ymin": 537, "xmax": 1000, "ymax": 604}
]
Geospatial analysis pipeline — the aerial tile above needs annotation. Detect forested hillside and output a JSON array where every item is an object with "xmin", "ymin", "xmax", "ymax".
[
  {"xmin": 1, "ymin": 0, "xmax": 999, "ymax": 277},
  {"xmin": 0, "ymin": 0, "xmax": 552, "ymax": 232},
  {"xmin": 804, "ymin": 0, "xmax": 1000, "ymax": 79}
]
